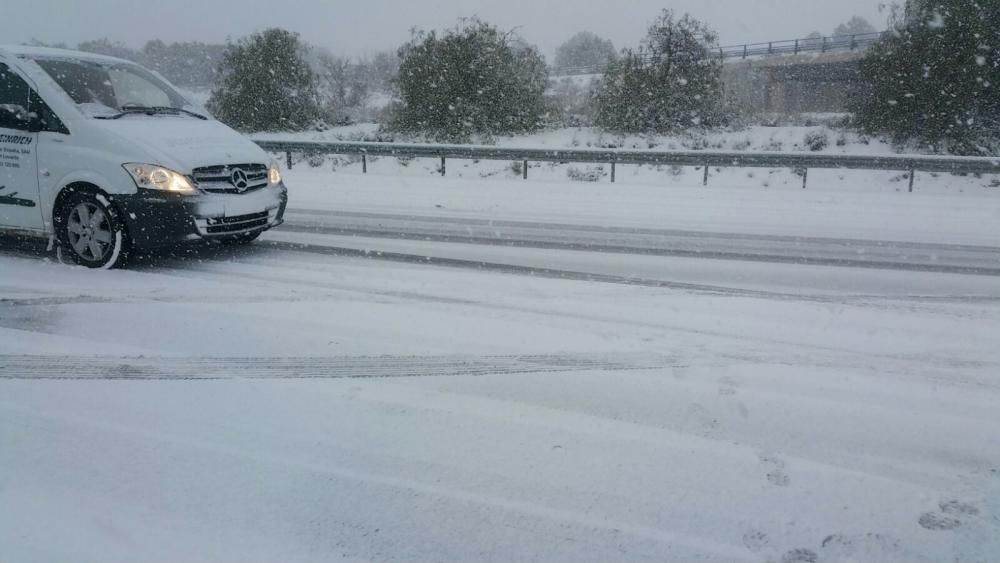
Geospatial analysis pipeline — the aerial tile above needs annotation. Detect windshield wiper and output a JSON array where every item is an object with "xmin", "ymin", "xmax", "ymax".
[{"xmin": 95, "ymin": 105, "xmax": 208, "ymax": 120}]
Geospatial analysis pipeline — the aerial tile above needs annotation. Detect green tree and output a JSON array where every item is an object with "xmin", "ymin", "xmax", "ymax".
[
  {"xmin": 143, "ymin": 40, "xmax": 226, "ymax": 89},
  {"xmin": 833, "ymin": 16, "xmax": 878, "ymax": 36},
  {"xmin": 77, "ymin": 38, "xmax": 141, "ymax": 62},
  {"xmin": 593, "ymin": 10, "xmax": 724, "ymax": 133},
  {"xmin": 802, "ymin": 31, "xmax": 824, "ymax": 50},
  {"xmin": 554, "ymin": 32, "xmax": 617, "ymax": 72},
  {"xmin": 207, "ymin": 29, "xmax": 323, "ymax": 132},
  {"xmin": 23, "ymin": 38, "xmax": 69, "ymax": 49},
  {"xmin": 387, "ymin": 19, "xmax": 548, "ymax": 141},
  {"xmin": 849, "ymin": 0, "xmax": 999, "ymax": 153}
]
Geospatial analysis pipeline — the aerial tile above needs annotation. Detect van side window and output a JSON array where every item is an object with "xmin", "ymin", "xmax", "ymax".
[
  {"xmin": 29, "ymin": 90, "xmax": 69, "ymax": 134},
  {"xmin": 0, "ymin": 62, "xmax": 32, "ymax": 130},
  {"xmin": 34, "ymin": 59, "xmax": 117, "ymax": 108}
]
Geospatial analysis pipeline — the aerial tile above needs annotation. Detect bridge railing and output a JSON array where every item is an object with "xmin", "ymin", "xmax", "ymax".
[
  {"xmin": 554, "ymin": 31, "xmax": 887, "ymax": 76},
  {"xmin": 254, "ymin": 139, "xmax": 999, "ymax": 193},
  {"xmin": 720, "ymin": 31, "xmax": 885, "ymax": 60}
]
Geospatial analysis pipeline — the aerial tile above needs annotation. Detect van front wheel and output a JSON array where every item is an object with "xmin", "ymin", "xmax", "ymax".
[{"xmin": 57, "ymin": 192, "xmax": 131, "ymax": 269}]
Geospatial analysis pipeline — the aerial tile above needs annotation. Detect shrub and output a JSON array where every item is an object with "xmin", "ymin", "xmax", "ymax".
[
  {"xmin": 567, "ymin": 166, "xmax": 605, "ymax": 182},
  {"xmin": 804, "ymin": 130, "xmax": 829, "ymax": 152}
]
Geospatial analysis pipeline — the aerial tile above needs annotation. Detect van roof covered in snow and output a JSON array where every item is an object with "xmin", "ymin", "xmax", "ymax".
[{"xmin": 0, "ymin": 44, "xmax": 133, "ymax": 65}]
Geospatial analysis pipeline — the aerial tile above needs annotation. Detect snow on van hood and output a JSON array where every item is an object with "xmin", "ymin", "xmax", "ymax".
[{"xmin": 92, "ymin": 115, "xmax": 270, "ymax": 172}]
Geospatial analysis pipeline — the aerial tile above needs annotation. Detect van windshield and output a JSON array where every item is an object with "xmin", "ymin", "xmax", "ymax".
[{"xmin": 32, "ymin": 57, "xmax": 192, "ymax": 117}]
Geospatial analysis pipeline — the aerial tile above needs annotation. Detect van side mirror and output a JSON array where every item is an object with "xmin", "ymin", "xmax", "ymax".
[{"xmin": 0, "ymin": 104, "xmax": 40, "ymax": 132}]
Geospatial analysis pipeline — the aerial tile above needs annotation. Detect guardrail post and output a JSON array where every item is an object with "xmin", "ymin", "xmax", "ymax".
[
  {"xmin": 909, "ymin": 168, "xmax": 915, "ymax": 192},
  {"xmin": 441, "ymin": 156, "xmax": 446, "ymax": 177},
  {"xmin": 703, "ymin": 164, "xmax": 709, "ymax": 186},
  {"xmin": 768, "ymin": 42, "xmax": 773, "ymax": 55},
  {"xmin": 794, "ymin": 39, "xmax": 800, "ymax": 55},
  {"xmin": 523, "ymin": 160, "xmax": 528, "ymax": 180},
  {"xmin": 802, "ymin": 168, "xmax": 808, "ymax": 189},
  {"xmin": 743, "ymin": 44, "xmax": 748, "ymax": 59},
  {"xmin": 286, "ymin": 151, "xmax": 292, "ymax": 170},
  {"xmin": 362, "ymin": 154, "xmax": 367, "ymax": 174},
  {"xmin": 850, "ymin": 35, "xmax": 857, "ymax": 50},
  {"xmin": 821, "ymin": 37, "xmax": 827, "ymax": 53},
  {"xmin": 611, "ymin": 162, "xmax": 616, "ymax": 183}
]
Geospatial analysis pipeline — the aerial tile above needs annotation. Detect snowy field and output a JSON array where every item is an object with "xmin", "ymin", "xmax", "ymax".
[
  {"xmin": 254, "ymin": 123, "xmax": 974, "ymax": 158},
  {"xmin": 280, "ymin": 160, "xmax": 1000, "ymax": 248},
  {"xmin": 258, "ymin": 125, "xmax": 1000, "ymax": 212},
  {"xmin": 3, "ymin": 160, "xmax": 1000, "ymax": 561}
]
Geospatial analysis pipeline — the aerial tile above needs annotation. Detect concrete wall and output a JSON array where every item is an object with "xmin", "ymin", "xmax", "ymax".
[{"xmin": 722, "ymin": 52, "xmax": 863, "ymax": 116}]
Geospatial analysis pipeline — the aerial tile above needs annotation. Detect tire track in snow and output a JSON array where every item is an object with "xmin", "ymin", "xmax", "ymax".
[
  {"xmin": 281, "ymin": 209, "xmax": 1000, "ymax": 277},
  {"xmin": 0, "ymin": 354, "xmax": 670, "ymax": 380},
  {"xmin": 260, "ymin": 239, "xmax": 1000, "ymax": 305},
  {"xmin": 285, "ymin": 208, "xmax": 1000, "ymax": 255},
  {"xmin": 128, "ymin": 258, "xmax": 1000, "ymax": 390}
]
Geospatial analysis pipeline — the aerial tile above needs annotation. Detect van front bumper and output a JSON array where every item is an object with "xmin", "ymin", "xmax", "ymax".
[{"xmin": 112, "ymin": 184, "xmax": 288, "ymax": 249}]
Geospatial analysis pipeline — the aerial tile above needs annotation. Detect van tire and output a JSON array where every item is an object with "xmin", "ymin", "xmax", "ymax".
[{"xmin": 55, "ymin": 191, "xmax": 131, "ymax": 269}]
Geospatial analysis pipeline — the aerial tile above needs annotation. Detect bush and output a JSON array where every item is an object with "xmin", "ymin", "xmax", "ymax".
[
  {"xmin": 386, "ymin": 19, "xmax": 548, "ymax": 142},
  {"xmin": 567, "ymin": 166, "xmax": 605, "ymax": 182},
  {"xmin": 207, "ymin": 29, "xmax": 323, "ymax": 132},
  {"xmin": 804, "ymin": 130, "xmax": 829, "ymax": 152},
  {"xmin": 306, "ymin": 152, "xmax": 326, "ymax": 168},
  {"xmin": 849, "ymin": 0, "xmax": 999, "ymax": 154},
  {"xmin": 593, "ymin": 10, "xmax": 724, "ymax": 134}
]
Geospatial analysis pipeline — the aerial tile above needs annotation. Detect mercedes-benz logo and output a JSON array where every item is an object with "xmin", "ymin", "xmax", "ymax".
[{"xmin": 230, "ymin": 168, "xmax": 249, "ymax": 192}]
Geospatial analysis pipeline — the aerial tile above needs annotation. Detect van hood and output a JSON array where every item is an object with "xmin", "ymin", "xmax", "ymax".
[{"xmin": 91, "ymin": 116, "xmax": 270, "ymax": 172}]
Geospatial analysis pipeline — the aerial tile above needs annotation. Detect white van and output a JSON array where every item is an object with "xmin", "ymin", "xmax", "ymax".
[{"xmin": 0, "ymin": 45, "xmax": 287, "ymax": 268}]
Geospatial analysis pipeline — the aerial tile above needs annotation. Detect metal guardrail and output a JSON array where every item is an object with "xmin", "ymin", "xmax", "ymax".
[
  {"xmin": 254, "ymin": 140, "xmax": 1000, "ymax": 192},
  {"xmin": 555, "ymin": 32, "xmax": 887, "ymax": 76}
]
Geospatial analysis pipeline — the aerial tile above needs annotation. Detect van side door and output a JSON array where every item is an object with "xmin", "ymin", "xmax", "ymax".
[{"xmin": 0, "ymin": 62, "xmax": 43, "ymax": 230}]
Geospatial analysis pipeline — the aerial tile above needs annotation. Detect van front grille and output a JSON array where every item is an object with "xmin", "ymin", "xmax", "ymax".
[{"xmin": 193, "ymin": 163, "xmax": 268, "ymax": 194}]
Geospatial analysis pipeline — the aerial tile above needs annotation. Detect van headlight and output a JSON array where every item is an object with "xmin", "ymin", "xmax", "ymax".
[
  {"xmin": 123, "ymin": 163, "xmax": 196, "ymax": 194},
  {"xmin": 269, "ymin": 161, "xmax": 282, "ymax": 185}
]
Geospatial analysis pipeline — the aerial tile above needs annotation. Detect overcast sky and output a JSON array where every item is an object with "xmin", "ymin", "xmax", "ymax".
[{"xmin": 6, "ymin": 0, "xmax": 888, "ymax": 59}]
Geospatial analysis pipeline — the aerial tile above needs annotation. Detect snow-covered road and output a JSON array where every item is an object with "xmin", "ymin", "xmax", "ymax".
[
  {"xmin": 2, "ymin": 169, "xmax": 1000, "ymax": 561},
  {"xmin": 2, "ymin": 238, "xmax": 1000, "ymax": 561}
]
